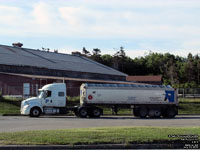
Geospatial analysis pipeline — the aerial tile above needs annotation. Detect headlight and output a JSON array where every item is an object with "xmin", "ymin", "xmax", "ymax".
[{"xmin": 24, "ymin": 101, "xmax": 29, "ymax": 106}]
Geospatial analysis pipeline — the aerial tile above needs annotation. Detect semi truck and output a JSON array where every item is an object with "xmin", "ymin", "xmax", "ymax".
[{"xmin": 20, "ymin": 83, "xmax": 178, "ymax": 118}]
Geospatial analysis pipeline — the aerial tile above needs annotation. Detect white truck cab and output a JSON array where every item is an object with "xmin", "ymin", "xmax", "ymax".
[{"xmin": 21, "ymin": 83, "xmax": 66, "ymax": 117}]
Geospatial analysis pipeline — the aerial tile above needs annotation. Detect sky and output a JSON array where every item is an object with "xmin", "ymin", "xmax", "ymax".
[{"xmin": 0, "ymin": 0, "xmax": 200, "ymax": 58}]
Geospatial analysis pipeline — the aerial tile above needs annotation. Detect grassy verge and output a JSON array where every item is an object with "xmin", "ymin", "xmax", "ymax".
[
  {"xmin": 178, "ymin": 103, "xmax": 200, "ymax": 114},
  {"xmin": 1, "ymin": 96, "xmax": 22, "ymax": 101},
  {"xmin": 179, "ymin": 98, "xmax": 200, "ymax": 103},
  {"xmin": 178, "ymin": 98, "xmax": 200, "ymax": 115},
  {"xmin": 0, "ymin": 102, "xmax": 20, "ymax": 115},
  {"xmin": 0, "ymin": 127, "xmax": 199, "ymax": 145}
]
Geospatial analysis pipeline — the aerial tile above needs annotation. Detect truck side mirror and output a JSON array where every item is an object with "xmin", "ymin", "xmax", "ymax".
[{"xmin": 44, "ymin": 91, "xmax": 47, "ymax": 98}]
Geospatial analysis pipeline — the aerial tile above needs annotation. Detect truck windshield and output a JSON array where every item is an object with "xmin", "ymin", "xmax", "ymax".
[{"xmin": 38, "ymin": 90, "xmax": 45, "ymax": 98}]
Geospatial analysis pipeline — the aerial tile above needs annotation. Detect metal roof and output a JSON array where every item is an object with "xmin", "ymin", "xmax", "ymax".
[
  {"xmin": 0, "ymin": 44, "xmax": 127, "ymax": 76},
  {"xmin": 0, "ymin": 72, "xmax": 134, "ymax": 84}
]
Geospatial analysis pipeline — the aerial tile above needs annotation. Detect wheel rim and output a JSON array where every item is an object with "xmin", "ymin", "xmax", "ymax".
[
  {"xmin": 168, "ymin": 109, "xmax": 175, "ymax": 117},
  {"xmin": 33, "ymin": 109, "xmax": 39, "ymax": 116},
  {"xmin": 80, "ymin": 109, "xmax": 87, "ymax": 116},
  {"xmin": 154, "ymin": 110, "xmax": 161, "ymax": 117},
  {"xmin": 140, "ymin": 108, "xmax": 147, "ymax": 117},
  {"xmin": 93, "ymin": 109, "xmax": 100, "ymax": 116},
  {"xmin": 148, "ymin": 110, "xmax": 154, "ymax": 117}
]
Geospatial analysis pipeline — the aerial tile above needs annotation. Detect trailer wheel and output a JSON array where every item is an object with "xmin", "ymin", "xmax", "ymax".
[
  {"xmin": 148, "ymin": 109, "xmax": 154, "ymax": 118},
  {"xmin": 139, "ymin": 107, "xmax": 148, "ymax": 118},
  {"xmin": 30, "ymin": 107, "xmax": 41, "ymax": 117},
  {"xmin": 133, "ymin": 109, "xmax": 139, "ymax": 117},
  {"xmin": 166, "ymin": 107, "xmax": 176, "ymax": 118},
  {"xmin": 154, "ymin": 109, "xmax": 161, "ymax": 118},
  {"xmin": 161, "ymin": 110, "xmax": 168, "ymax": 118},
  {"xmin": 78, "ymin": 107, "xmax": 88, "ymax": 118}
]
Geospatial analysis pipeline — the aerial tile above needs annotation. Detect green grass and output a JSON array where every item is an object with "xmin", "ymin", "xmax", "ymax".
[
  {"xmin": 0, "ymin": 102, "xmax": 20, "ymax": 115},
  {"xmin": 2, "ymin": 96, "xmax": 22, "ymax": 101},
  {"xmin": 67, "ymin": 96, "xmax": 79, "ymax": 106},
  {"xmin": 178, "ymin": 103, "xmax": 200, "ymax": 114},
  {"xmin": 178, "ymin": 98, "xmax": 200, "ymax": 114},
  {"xmin": 179, "ymin": 98, "xmax": 200, "ymax": 103},
  {"xmin": 0, "ymin": 127, "xmax": 199, "ymax": 145}
]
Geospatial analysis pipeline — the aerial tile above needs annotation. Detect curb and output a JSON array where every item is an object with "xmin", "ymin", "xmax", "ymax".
[{"xmin": 0, "ymin": 143, "xmax": 186, "ymax": 150}]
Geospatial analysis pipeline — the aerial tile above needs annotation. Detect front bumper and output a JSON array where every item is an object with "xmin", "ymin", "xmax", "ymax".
[{"xmin": 20, "ymin": 105, "xmax": 31, "ymax": 115}]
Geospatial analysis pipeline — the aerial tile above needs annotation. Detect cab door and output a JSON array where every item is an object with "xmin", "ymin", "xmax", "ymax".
[{"xmin": 43, "ymin": 90, "xmax": 54, "ymax": 107}]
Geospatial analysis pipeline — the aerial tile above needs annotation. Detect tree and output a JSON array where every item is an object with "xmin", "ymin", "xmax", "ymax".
[
  {"xmin": 90, "ymin": 48, "xmax": 102, "ymax": 63},
  {"xmin": 164, "ymin": 55, "xmax": 179, "ymax": 85},
  {"xmin": 113, "ymin": 46, "xmax": 126, "ymax": 71},
  {"xmin": 92, "ymin": 48, "xmax": 101, "ymax": 56},
  {"xmin": 185, "ymin": 53, "xmax": 195, "ymax": 83},
  {"xmin": 114, "ymin": 46, "xmax": 126, "ymax": 58},
  {"xmin": 101, "ymin": 54, "xmax": 113, "ymax": 67},
  {"xmin": 82, "ymin": 47, "xmax": 90, "ymax": 56}
]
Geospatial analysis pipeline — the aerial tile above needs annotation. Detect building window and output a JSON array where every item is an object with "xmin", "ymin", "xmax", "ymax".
[{"xmin": 23, "ymin": 83, "xmax": 30, "ymax": 96}]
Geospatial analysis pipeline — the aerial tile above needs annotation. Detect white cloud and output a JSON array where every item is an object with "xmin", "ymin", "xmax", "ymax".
[
  {"xmin": 59, "ymin": 7, "xmax": 81, "ymax": 26},
  {"xmin": 31, "ymin": 2, "xmax": 53, "ymax": 25},
  {"xmin": 0, "ymin": 0, "xmax": 200, "ymax": 58},
  {"xmin": 0, "ymin": 5, "xmax": 24, "ymax": 25}
]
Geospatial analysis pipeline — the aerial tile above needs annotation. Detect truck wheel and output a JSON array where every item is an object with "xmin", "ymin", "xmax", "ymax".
[
  {"xmin": 139, "ymin": 107, "xmax": 148, "ymax": 118},
  {"xmin": 30, "ymin": 107, "xmax": 41, "ymax": 117},
  {"xmin": 92, "ymin": 108, "xmax": 101, "ymax": 118},
  {"xmin": 78, "ymin": 107, "xmax": 88, "ymax": 118},
  {"xmin": 166, "ymin": 107, "xmax": 176, "ymax": 118}
]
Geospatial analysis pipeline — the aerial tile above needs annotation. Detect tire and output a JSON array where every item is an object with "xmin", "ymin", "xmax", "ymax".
[
  {"xmin": 92, "ymin": 108, "xmax": 101, "ymax": 118},
  {"xmin": 139, "ymin": 106, "xmax": 148, "ymax": 118},
  {"xmin": 154, "ymin": 109, "xmax": 161, "ymax": 118},
  {"xmin": 166, "ymin": 107, "xmax": 176, "ymax": 118},
  {"xmin": 133, "ymin": 109, "xmax": 139, "ymax": 117},
  {"xmin": 30, "ymin": 107, "xmax": 41, "ymax": 117},
  {"xmin": 148, "ymin": 109, "xmax": 155, "ymax": 118},
  {"xmin": 74, "ymin": 110, "xmax": 79, "ymax": 117},
  {"xmin": 78, "ymin": 107, "xmax": 88, "ymax": 118},
  {"xmin": 162, "ymin": 111, "xmax": 168, "ymax": 118}
]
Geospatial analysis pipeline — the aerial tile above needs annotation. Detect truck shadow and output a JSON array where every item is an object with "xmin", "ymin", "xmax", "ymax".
[
  {"xmin": 99, "ymin": 116, "xmax": 200, "ymax": 120},
  {"xmin": 42, "ymin": 115, "xmax": 200, "ymax": 120}
]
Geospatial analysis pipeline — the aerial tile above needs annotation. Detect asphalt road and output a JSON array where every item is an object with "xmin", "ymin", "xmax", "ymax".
[{"xmin": 0, "ymin": 115, "xmax": 200, "ymax": 133}]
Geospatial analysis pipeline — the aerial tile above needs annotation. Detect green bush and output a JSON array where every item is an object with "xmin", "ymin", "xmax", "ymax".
[
  {"xmin": 0, "ymin": 91, "xmax": 3, "ymax": 101},
  {"xmin": 67, "ymin": 96, "xmax": 80, "ymax": 106}
]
